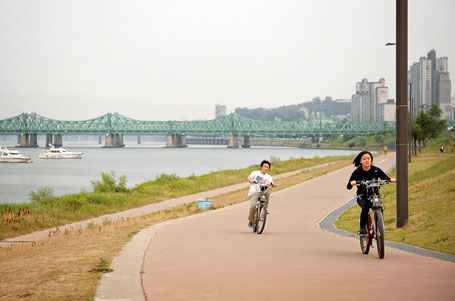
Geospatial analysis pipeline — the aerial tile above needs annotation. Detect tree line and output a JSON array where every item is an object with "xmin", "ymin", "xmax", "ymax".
[{"xmin": 235, "ymin": 97, "xmax": 351, "ymax": 121}]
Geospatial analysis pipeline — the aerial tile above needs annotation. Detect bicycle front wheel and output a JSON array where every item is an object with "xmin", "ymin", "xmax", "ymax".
[
  {"xmin": 252, "ymin": 208, "xmax": 258, "ymax": 233},
  {"xmin": 375, "ymin": 211, "xmax": 385, "ymax": 259},
  {"xmin": 360, "ymin": 232, "xmax": 370, "ymax": 254},
  {"xmin": 256, "ymin": 204, "xmax": 267, "ymax": 234}
]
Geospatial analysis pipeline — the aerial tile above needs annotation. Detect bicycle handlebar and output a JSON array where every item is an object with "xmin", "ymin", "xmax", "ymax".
[
  {"xmin": 355, "ymin": 179, "xmax": 390, "ymax": 187},
  {"xmin": 252, "ymin": 181, "xmax": 276, "ymax": 187}
]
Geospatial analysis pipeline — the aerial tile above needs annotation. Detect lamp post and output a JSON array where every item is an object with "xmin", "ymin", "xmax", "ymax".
[
  {"xmin": 385, "ymin": 0, "xmax": 408, "ymax": 228},
  {"xmin": 396, "ymin": 0, "xmax": 409, "ymax": 227}
]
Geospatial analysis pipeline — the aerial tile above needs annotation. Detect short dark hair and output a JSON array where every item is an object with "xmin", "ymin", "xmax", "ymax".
[
  {"xmin": 353, "ymin": 151, "xmax": 373, "ymax": 167},
  {"xmin": 260, "ymin": 160, "xmax": 271, "ymax": 168}
]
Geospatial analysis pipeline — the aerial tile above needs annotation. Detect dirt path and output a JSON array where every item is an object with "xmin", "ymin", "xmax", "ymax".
[{"xmin": 140, "ymin": 154, "xmax": 454, "ymax": 300}]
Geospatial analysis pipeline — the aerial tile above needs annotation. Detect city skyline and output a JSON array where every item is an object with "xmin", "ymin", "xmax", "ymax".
[{"xmin": 1, "ymin": 0, "xmax": 454, "ymax": 121}]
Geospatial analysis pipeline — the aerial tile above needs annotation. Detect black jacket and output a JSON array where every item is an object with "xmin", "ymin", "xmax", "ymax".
[{"xmin": 347, "ymin": 166, "xmax": 390, "ymax": 196}]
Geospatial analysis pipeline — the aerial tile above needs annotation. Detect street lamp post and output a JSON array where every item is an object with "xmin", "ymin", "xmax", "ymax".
[
  {"xmin": 396, "ymin": 0, "xmax": 409, "ymax": 227},
  {"xmin": 386, "ymin": 1, "xmax": 409, "ymax": 228}
]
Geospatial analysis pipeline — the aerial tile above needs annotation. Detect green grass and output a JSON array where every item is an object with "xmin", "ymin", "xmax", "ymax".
[
  {"xmin": 0, "ymin": 157, "xmax": 353, "ymax": 301},
  {"xmin": 0, "ymin": 154, "xmax": 353, "ymax": 240},
  {"xmin": 253, "ymin": 132, "xmax": 396, "ymax": 151},
  {"xmin": 335, "ymin": 134, "xmax": 455, "ymax": 255}
]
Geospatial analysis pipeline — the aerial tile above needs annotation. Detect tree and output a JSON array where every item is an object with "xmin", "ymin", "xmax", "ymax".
[{"xmin": 413, "ymin": 105, "xmax": 447, "ymax": 152}]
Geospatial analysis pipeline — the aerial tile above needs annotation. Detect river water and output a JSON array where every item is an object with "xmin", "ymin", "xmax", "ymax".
[{"xmin": 0, "ymin": 138, "xmax": 358, "ymax": 204}]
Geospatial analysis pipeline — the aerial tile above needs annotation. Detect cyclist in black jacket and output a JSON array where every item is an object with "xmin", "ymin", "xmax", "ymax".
[{"xmin": 347, "ymin": 151, "xmax": 396, "ymax": 234}]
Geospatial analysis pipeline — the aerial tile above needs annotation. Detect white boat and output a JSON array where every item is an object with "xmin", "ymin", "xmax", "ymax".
[
  {"xmin": 0, "ymin": 146, "xmax": 32, "ymax": 163},
  {"xmin": 39, "ymin": 144, "xmax": 83, "ymax": 159}
]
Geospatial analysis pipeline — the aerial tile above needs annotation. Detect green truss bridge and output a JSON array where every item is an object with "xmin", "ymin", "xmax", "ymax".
[{"xmin": 0, "ymin": 112, "xmax": 395, "ymax": 148}]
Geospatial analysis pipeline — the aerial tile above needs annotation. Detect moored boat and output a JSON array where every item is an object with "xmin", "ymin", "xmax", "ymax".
[
  {"xmin": 39, "ymin": 144, "xmax": 83, "ymax": 159},
  {"xmin": 0, "ymin": 146, "xmax": 32, "ymax": 163}
]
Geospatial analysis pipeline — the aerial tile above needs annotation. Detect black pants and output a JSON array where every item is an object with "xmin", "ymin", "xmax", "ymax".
[{"xmin": 356, "ymin": 195, "xmax": 371, "ymax": 229}]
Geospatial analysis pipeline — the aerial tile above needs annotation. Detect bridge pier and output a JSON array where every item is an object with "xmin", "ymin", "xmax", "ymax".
[
  {"xmin": 242, "ymin": 135, "xmax": 251, "ymax": 148},
  {"xmin": 104, "ymin": 133, "xmax": 125, "ymax": 148},
  {"xmin": 29, "ymin": 134, "xmax": 38, "ymax": 147},
  {"xmin": 46, "ymin": 134, "xmax": 53, "ymax": 147},
  {"xmin": 98, "ymin": 135, "xmax": 102, "ymax": 144},
  {"xmin": 227, "ymin": 134, "xmax": 239, "ymax": 148},
  {"xmin": 54, "ymin": 134, "xmax": 62, "ymax": 147},
  {"xmin": 165, "ymin": 134, "xmax": 187, "ymax": 148},
  {"xmin": 138, "ymin": 135, "xmax": 142, "ymax": 144},
  {"xmin": 17, "ymin": 134, "xmax": 21, "ymax": 145},
  {"xmin": 178, "ymin": 134, "xmax": 187, "ymax": 147},
  {"xmin": 166, "ymin": 134, "xmax": 175, "ymax": 147},
  {"xmin": 19, "ymin": 133, "xmax": 29, "ymax": 147}
]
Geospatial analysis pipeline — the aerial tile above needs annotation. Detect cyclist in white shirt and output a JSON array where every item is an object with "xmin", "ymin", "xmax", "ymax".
[{"xmin": 247, "ymin": 160, "xmax": 277, "ymax": 227}]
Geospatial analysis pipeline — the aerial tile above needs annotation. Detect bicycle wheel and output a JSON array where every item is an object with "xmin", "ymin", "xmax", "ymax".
[
  {"xmin": 252, "ymin": 208, "xmax": 258, "ymax": 233},
  {"xmin": 375, "ymin": 211, "xmax": 385, "ymax": 259},
  {"xmin": 256, "ymin": 204, "xmax": 267, "ymax": 234},
  {"xmin": 360, "ymin": 231, "xmax": 370, "ymax": 254},
  {"xmin": 360, "ymin": 214, "xmax": 370, "ymax": 254}
]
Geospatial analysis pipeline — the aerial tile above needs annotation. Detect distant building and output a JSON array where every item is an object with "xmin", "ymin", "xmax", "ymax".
[
  {"xmin": 298, "ymin": 107, "xmax": 309, "ymax": 119},
  {"xmin": 408, "ymin": 49, "xmax": 452, "ymax": 120},
  {"xmin": 452, "ymin": 96, "xmax": 455, "ymax": 122},
  {"xmin": 351, "ymin": 78, "xmax": 392, "ymax": 122},
  {"xmin": 378, "ymin": 99, "xmax": 396, "ymax": 122},
  {"xmin": 215, "ymin": 105, "xmax": 226, "ymax": 119}
]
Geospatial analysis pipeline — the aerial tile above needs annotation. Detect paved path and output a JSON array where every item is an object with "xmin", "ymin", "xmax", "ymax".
[
  {"xmin": 136, "ymin": 154, "xmax": 453, "ymax": 300},
  {"xmin": 1, "ymin": 161, "xmax": 339, "ymax": 248}
]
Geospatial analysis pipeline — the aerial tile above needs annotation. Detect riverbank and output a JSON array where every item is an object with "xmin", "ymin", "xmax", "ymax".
[
  {"xmin": 0, "ymin": 155, "xmax": 353, "ymax": 240},
  {"xmin": 0, "ymin": 156, "xmax": 353, "ymax": 300},
  {"xmin": 251, "ymin": 134, "xmax": 394, "ymax": 151},
  {"xmin": 335, "ymin": 135, "xmax": 455, "ymax": 255}
]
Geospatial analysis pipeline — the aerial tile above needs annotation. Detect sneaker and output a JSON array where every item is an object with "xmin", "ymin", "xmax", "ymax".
[
  {"xmin": 248, "ymin": 222, "xmax": 253, "ymax": 228},
  {"xmin": 359, "ymin": 227, "xmax": 367, "ymax": 235}
]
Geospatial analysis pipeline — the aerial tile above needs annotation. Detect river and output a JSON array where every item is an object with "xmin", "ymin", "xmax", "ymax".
[{"xmin": 0, "ymin": 138, "xmax": 359, "ymax": 204}]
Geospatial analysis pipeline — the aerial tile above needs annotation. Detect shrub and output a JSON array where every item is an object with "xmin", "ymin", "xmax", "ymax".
[
  {"xmin": 29, "ymin": 186, "xmax": 54, "ymax": 202},
  {"xmin": 91, "ymin": 171, "xmax": 129, "ymax": 193}
]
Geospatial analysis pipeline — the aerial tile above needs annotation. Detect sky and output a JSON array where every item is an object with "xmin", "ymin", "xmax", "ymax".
[{"xmin": 0, "ymin": 0, "xmax": 454, "ymax": 121}]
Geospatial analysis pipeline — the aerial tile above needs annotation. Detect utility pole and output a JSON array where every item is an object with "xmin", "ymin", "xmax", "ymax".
[{"xmin": 396, "ymin": 0, "xmax": 409, "ymax": 227}]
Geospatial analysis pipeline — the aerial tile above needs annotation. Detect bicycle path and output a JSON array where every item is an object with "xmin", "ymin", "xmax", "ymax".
[
  {"xmin": 0, "ymin": 161, "xmax": 340, "ymax": 248},
  {"xmin": 136, "ymin": 154, "xmax": 453, "ymax": 300}
]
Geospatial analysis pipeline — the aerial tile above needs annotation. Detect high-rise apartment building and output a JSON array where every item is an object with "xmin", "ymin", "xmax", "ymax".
[
  {"xmin": 351, "ymin": 78, "xmax": 393, "ymax": 122},
  {"xmin": 408, "ymin": 49, "xmax": 452, "ymax": 120},
  {"xmin": 215, "ymin": 104, "xmax": 227, "ymax": 119}
]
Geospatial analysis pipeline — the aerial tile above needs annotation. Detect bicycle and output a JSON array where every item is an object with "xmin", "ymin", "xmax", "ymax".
[
  {"xmin": 252, "ymin": 183, "xmax": 272, "ymax": 234},
  {"xmin": 356, "ymin": 179, "xmax": 390, "ymax": 259}
]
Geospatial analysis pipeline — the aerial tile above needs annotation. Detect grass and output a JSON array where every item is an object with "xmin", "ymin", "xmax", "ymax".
[
  {"xmin": 335, "ymin": 134, "xmax": 455, "ymax": 255},
  {"xmin": 0, "ymin": 157, "xmax": 351, "ymax": 300},
  {"xmin": 0, "ymin": 155, "xmax": 353, "ymax": 240},
  {"xmin": 251, "ymin": 132, "xmax": 396, "ymax": 151}
]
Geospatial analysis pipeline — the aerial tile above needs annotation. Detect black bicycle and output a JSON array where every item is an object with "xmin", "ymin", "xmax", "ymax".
[
  {"xmin": 357, "ymin": 179, "xmax": 390, "ymax": 259},
  {"xmin": 252, "ymin": 183, "xmax": 272, "ymax": 234}
]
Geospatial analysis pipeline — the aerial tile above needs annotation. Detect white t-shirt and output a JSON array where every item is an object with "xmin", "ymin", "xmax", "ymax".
[{"xmin": 248, "ymin": 170, "xmax": 273, "ymax": 197}]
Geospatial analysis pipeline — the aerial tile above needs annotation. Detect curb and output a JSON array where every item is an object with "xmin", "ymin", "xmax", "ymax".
[
  {"xmin": 316, "ymin": 165, "xmax": 455, "ymax": 263},
  {"xmin": 95, "ymin": 202, "xmax": 246, "ymax": 301}
]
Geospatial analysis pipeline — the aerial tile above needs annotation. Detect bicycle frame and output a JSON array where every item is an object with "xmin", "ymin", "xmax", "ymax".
[
  {"xmin": 252, "ymin": 184, "xmax": 271, "ymax": 234},
  {"xmin": 365, "ymin": 209, "xmax": 380, "ymax": 245},
  {"xmin": 358, "ymin": 179, "xmax": 387, "ymax": 258}
]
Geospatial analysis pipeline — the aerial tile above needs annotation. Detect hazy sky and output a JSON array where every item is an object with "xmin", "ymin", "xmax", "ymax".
[{"xmin": 0, "ymin": 0, "xmax": 454, "ymax": 121}]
